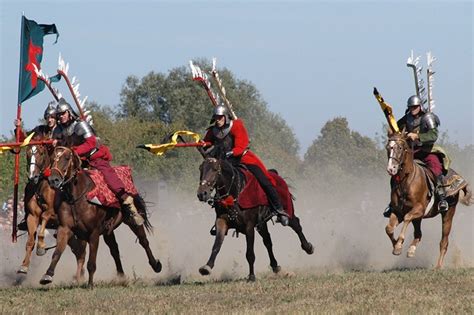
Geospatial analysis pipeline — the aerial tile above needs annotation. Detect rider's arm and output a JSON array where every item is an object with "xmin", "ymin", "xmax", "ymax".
[
  {"xmin": 73, "ymin": 135, "xmax": 97, "ymax": 157},
  {"xmin": 202, "ymin": 129, "xmax": 214, "ymax": 145},
  {"xmin": 229, "ymin": 119, "xmax": 249, "ymax": 157},
  {"xmin": 418, "ymin": 127, "xmax": 438, "ymax": 146}
]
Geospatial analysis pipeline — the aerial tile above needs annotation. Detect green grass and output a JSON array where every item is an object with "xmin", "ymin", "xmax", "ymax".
[{"xmin": 1, "ymin": 268, "xmax": 472, "ymax": 314}]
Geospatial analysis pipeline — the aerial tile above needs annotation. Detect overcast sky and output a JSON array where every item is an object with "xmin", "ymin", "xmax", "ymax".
[{"xmin": 1, "ymin": 0, "xmax": 472, "ymax": 155}]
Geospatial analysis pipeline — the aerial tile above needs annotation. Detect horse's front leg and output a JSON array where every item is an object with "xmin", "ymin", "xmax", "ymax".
[
  {"xmin": 18, "ymin": 209, "xmax": 40, "ymax": 274},
  {"xmin": 40, "ymin": 225, "xmax": 73, "ymax": 285},
  {"xmin": 393, "ymin": 206, "xmax": 423, "ymax": 255},
  {"xmin": 199, "ymin": 217, "xmax": 228, "ymax": 276},
  {"xmin": 245, "ymin": 223, "xmax": 256, "ymax": 282},
  {"xmin": 257, "ymin": 222, "xmax": 280, "ymax": 273},
  {"xmin": 36, "ymin": 209, "xmax": 55, "ymax": 256},
  {"xmin": 86, "ymin": 231, "xmax": 101, "ymax": 288},
  {"xmin": 68, "ymin": 236, "xmax": 87, "ymax": 282},
  {"xmin": 385, "ymin": 213, "xmax": 400, "ymax": 248},
  {"xmin": 407, "ymin": 218, "xmax": 422, "ymax": 258}
]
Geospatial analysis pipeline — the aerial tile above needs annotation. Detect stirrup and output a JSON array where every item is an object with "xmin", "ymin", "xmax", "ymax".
[
  {"xmin": 210, "ymin": 225, "xmax": 216, "ymax": 236},
  {"xmin": 276, "ymin": 215, "xmax": 289, "ymax": 226},
  {"xmin": 383, "ymin": 206, "xmax": 392, "ymax": 218},
  {"xmin": 17, "ymin": 219, "xmax": 28, "ymax": 231}
]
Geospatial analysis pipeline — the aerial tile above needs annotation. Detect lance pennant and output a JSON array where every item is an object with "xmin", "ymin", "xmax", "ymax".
[{"xmin": 25, "ymin": 38, "xmax": 42, "ymax": 89}]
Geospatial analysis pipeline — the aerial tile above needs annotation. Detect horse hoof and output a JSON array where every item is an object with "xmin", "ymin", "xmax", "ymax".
[
  {"xmin": 36, "ymin": 247, "xmax": 46, "ymax": 256},
  {"xmin": 17, "ymin": 266, "xmax": 28, "ymax": 274},
  {"xmin": 407, "ymin": 246, "xmax": 416, "ymax": 258},
  {"xmin": 247, "ymin": 274, "xmax": 256, "ymax": 282},
  {"xmin": 302, "ymin": 242, "xmax": 314, "ymax": 255},
  {"xmin": 199, "ymin": 265, "xmax": 212, "ymax": 276},
  {"xmin": 392, "ymin": 247, "xmax": 402, "ymax": 256},
  {"xmin": 40, "ymin": 274, "xmax": 53, "ymax": 285},
  {"xmin": 153, "ymin": 260, "xmax": 162, "ymax": 273},
  {"xmin": 272, "ymin": 265, "xmax": 281, "ymax": 273}
]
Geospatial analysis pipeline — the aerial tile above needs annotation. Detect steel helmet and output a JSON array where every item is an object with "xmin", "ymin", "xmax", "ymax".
[
  {"xmin": 55, "ymin": 98, "xmax": 78, "ymax": 118},
  {"xmin": 407, "ymin": 95, "xmax": 422, "ymax": 107},
  {"xmin": 43, "ymin": 101, "xmax": 57, "ymax": 119}
]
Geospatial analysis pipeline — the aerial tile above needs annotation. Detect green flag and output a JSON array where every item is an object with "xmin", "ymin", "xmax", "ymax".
[{"xmin": 18, "ymin": 16, "xmax": 59, "ymax": 104}]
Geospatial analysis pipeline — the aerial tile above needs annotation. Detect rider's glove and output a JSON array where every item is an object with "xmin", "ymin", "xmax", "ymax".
[{"xmin": 225, "ymin": 150, "xmax": 234, "ymax": 158}]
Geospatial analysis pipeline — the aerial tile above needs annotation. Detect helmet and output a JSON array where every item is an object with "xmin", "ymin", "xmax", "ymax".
[
  {"xmin": 44, "ymin": 101, "xmax": 57, "ymax": 120},
  {"xmin": 407, "ymin": 95, "xmax": 422, "ymax": 107},
  {"xmin": 55, "ymin": 98, "xmax": 78, "ymax": 118},
  {"xmin": 213, "ymin": 105, "xmax": 228, "ymax": 117}
]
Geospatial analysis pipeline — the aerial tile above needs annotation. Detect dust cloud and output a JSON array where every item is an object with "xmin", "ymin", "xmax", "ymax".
[{"xmin": 1, "ymin": 169, "xmax": 472, "ymax": 287}]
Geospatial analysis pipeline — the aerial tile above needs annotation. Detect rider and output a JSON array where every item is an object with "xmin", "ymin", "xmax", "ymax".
[
  {"xmin": 14, "ymin": 102, "xmax": 59, "ymax": 230},
  {"xmin": 53, "ymin": 98, "xmax": 144, "ymax": 226},
  {"xmin": 383, "ymin": 95, "xmax": 448, "ymax": 217},
  {"xmin": 203, "ymin": 105, "xmax": 289, "ymax": 226}
]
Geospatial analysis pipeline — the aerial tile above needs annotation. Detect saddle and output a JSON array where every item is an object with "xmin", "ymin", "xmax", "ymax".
[
  {"xmin": 236, "ymin": 168, "xmax": 294, "ymax": 218},
  {"xmin": 415, "ymin": 160, "xmax": 468, "ymax": 197},
  {"xmin": 85, "ymin": 165, "xmax": 138, "ymax": 208}
]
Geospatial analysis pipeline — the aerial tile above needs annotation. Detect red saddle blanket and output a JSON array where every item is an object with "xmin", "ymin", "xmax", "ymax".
[
  {"xmin": 86, "ymin": 166, "xmax": 138, "ymax": 208},
  {"xmin": 238, "ymin": 169, "xmax": 294, "ymax": 218}
]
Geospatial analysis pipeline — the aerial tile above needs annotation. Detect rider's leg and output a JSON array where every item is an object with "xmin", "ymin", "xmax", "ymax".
[
  {"xmin": 383, "ymin": 177, "xmax": 397, "ymax": 218},
  {"xmin": 424, "ymin": 154, "xmax": 448, "ymax": 212},
  {"xmin": 246, "ymin": 164, "xmax": 289, "ymax": 225},
  {"xmin": 89, "ymin": 158, "xmax": 144, "ymax": 225}
]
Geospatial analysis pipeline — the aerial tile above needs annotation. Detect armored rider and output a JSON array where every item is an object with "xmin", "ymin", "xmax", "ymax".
[
  {"xmin": 53, "ymin": 98, "xmax": 144, "ymax": 226},
  {"xmin": 383, "ymin": 95, "xmax": 448, "ymax": 217},
  {"xmin": 203, "ymin": 105, "xmax": 289, "ymax": 226}
]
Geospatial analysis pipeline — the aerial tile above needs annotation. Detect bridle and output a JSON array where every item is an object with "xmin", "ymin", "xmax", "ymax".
[{"xmin": 50, "ymin": 146, "xmax": 80, "ymax": 187}]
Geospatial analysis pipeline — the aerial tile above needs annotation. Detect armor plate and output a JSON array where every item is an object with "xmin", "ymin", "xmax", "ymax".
[{"xmin": 421, "ymin": 112, "xmax": 440, "ymax": 132}]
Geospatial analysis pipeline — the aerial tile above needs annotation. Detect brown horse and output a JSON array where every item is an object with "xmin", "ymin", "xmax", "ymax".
[
  {"xmin": 40, "ymin": 146, "xmax": 162, "ymax": 287},
  {"xmin": 385, "ymin": 131, "xmax": 473, "ymax": 268},
  {"xmin": 197, "ymin": 157, "xmax": 314, "ymax": 281},
  {"xmin": 18, "ymin": 141, "xmax": 86, "ymax": 281}
]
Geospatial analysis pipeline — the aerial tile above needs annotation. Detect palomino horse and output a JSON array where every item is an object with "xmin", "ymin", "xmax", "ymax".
[
  {"xmin": 197, "ymin": 157, "xmax": 314, "ymax": 281},
  {"xmin": 18, "ymin": 140, "xmax": 86, "ymax": 281},
  {"xmin": 385, "ymin": 131, "xmax": 472, "ymax": 268},
  {"xmin": 40, "ymin": 146, "xmax": 162, "ymax": 287}
]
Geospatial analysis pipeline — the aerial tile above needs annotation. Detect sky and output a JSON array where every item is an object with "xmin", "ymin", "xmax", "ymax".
[{"xmin": 0, "ymin": 0, "xmax": 472, "ymax": 155}]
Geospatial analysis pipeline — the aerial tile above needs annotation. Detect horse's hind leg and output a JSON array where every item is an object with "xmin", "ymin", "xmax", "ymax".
[
  {"xmin": 128, "ymin": 224, "xmax": 162, "ymax": 273},
  {"xmin": 199, "ymin": 217, "xmax": 228, "ymax": 276},
  {"xmin": 257, "ymin": 222, "xmax": 280, "ymax": 273},
  {"xmin": 245, "ymin": 224, "xmax": 256, "ymax": 282},
  {"xmin": 103, "ymin": 231, "xmax": 125, "ymax": 277},
  {"xmin": 18, "ymin": 211, "xmax": 40, "ymax": 274},
  {"xmin": 407, "ymin": 218, "xmax": 422, "ymax": 258},
  {"xmin": 435, "ymin": 204, "xmax": 456, "ymax": 269},
  {"xmin": 40, "ymin": 225, "xmax": 73, "ymax": 285},
  {"xmin": 288, "ymin": 215, "xmax": 314, "ymax": 255}
]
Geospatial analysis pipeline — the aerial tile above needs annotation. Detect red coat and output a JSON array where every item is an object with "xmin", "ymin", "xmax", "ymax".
[
  {"xmin": 204, "ymin": 119, "xmax": 276, "ymax": 186},
  {"xmin": 73, "ymin": 135, "xmax": 112, "ymax": 161}
]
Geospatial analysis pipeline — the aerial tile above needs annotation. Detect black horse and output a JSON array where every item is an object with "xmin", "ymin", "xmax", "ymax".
[{"xmin": 197, "ymin": 157, "xmax": 314, "ymax": 281}]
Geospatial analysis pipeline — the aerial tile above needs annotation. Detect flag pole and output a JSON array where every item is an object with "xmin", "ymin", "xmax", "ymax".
[{"xmin": 12, "ymin": 14, "xmax": 26, "ymax": 242}]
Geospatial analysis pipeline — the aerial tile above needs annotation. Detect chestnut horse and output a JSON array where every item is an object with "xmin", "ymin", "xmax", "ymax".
[
  {"xmin": 385, "ymin": 131, "xmax": 472, "ymax": 268},
  {"xmin": 197, "ymin": 157, "xmax": 314, "ymax": 281},
  {"xmin": 40, "ymin": 146, "xmax": 162, "ymax": 287},
  {"xmin": 18, "ymin": 140, "xmax": 86, "ymax": 281}
]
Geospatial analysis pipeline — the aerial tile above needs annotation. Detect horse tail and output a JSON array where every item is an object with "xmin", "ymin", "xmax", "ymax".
[
  {"xmin": 459, "ymin": 184, "xmax": 474, "ymax": 207},
  {"xmin": 133, "ymin": 194, "xmax": 153, "ymax": 234}
]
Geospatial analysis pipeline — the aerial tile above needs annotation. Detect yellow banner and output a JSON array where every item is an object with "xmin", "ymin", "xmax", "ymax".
[
  {"xmin": 373, "ymin": 88, "xmax": 400, "ymax": 133},
  {"xmin": 140, "ymin": 130, "xmax": 201, "ymax": 156}
]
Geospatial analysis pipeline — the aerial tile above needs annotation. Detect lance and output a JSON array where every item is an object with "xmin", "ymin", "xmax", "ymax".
[
  {"xmin": 137, "ymin": 130, "xmax": 210, "ymax": 156},
  {"xmin": 211, "ymin": 58, "xmax": 237, "ymax": 120},
  {"xmin": 189, "ymin": 60, "xmax": 220, "ymax": 107},
  {"xmin": 373, "ymin": 87, "xmax": 399, "ymax": 133}
]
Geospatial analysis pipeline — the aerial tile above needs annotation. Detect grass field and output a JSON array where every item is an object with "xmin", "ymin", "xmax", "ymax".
[{"xmin": 1, "ymin": 268, "xmax": 472, "ymax": 314}]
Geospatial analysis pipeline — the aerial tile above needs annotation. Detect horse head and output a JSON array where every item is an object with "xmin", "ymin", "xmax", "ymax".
[
  {"xmin": 385, "ymin": 130, "xmax": 410, "ymax": 176},
  {"xmin": 197, "ymin": 157, "xmax": 221, "ymax": 202},
  {"xmin": 25, "ymin": 144, "xmax": 51, "ymax": 185},
  {"xmin": 48, "ymin": 146, "xmax": 81, "ymax": 189}
]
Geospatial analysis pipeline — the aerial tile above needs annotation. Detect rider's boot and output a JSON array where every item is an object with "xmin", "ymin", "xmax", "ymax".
[
  {"xmin": 274, "ymin": 207, "xmax": 289, "ymax": 226},
  {"xmin": 436, "ymin": 175, "xmax": 449, "ymax": 213},
  {"xmin": 383, "ymin": 204, "xmax": 393, "ymax": 218},
  {"xmin": 121, "ymin": 194, "xmax": 144, "ymax": 226},
  {"xmin": 210, "ymin": 225, "xmax": 217, "ymax": 236},
  {"xmin": 17, "ymin": 214, "xmax": 28, "ymax": 231}
]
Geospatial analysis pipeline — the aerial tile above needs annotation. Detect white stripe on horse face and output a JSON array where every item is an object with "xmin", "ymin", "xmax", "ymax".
[
  {"xmin": 29, "ymin": 146, "xmax": 37, "ymax": 179},
  {"xmin": 387, "ymin": 141, "xmax": 399, "ymax": 175}
]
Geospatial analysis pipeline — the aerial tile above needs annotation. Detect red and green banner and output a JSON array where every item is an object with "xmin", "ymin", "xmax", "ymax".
[{"xmin": 18, "ymin": 15, "xmax": 59, "ymax": 104}]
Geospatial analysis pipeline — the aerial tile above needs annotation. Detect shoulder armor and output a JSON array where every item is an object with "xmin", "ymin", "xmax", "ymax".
[
  {"xmin": 74, "ymin": 120, "xmax": 94, "ymax": 138},
  {"xmin": 421, "ymin": 112, "xmax": 440, "ymax": 131}
]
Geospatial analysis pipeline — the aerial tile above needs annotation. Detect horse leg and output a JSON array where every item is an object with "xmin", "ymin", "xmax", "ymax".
[
  {"xmin": 257, "ymin": 222, "xmax": 280, "ymax": 273},
  {"xmin": 36, "ymin": 210, "xmax": 54, "ymax": 256},
  {"xmin": 40, "ymin": 225, "xmax": 73, "ymax": 285},
  {"xmin": 393, "ymin": 207, "xmax": 423, "ymax": 256},
  {"xmin": 68, "ymin": 237, "xmax": 87, "ymax": 282},
  {"xmin": 407, "ymin": 218, "xmax": 422, "ymax": 258},
  {"xmin": 288, "ymin": 215, "xmax": 314, "ymax": 255},
  {"xmin": 127, "ymin": 224, "xmax": 162, "ymax": 273},
  {"xmin": 199, "ymin": 217, "xmax": 228, "ymax": 276},
  {"xmin": 18, "ymin": 211, "xmax": 40, "ymax": 274},
  {"xmin": 385, "ymin": 212, "xmax": 400, "ymax": 248},
  {"xmin": 245, "ymin": 224, "xmax": 256, "ymax": 282},
  {"xmin": 103, "ymin": 231, "xmax": 125, "ymax": 277},
  {"xmin": 87, "ymin": 232, "xmax": 101, "ymax": 288},
  {"xmin": 435, "ymin": 205, "xmax": 456, "ymax": 269}
]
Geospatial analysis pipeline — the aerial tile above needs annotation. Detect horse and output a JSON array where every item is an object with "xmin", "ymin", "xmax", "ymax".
[
  {"xmin": 385, "ymin": 131, "xmax": 473, "ymax": 268},
  {"xmin": 39, "ymin": 146, "xmax": 162, "ymax": 287},
  {"xmin": 18, "ymin": 138, "xmax": 86, "ymax": 281},
  {"xmin": 197, "ymin": 157, "xmax": 314, "ymax": 281}
]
